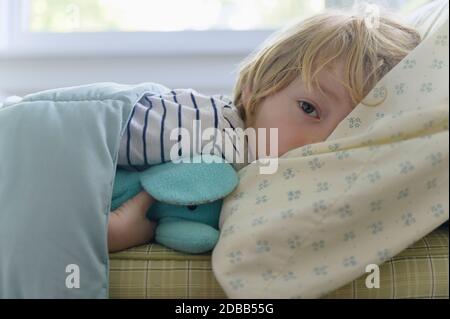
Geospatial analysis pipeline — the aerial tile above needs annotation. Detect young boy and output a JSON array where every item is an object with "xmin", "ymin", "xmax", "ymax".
[
  {"xmin": 108, "ymin": 90, "xmax": 248, "ymax": 252},
  {"xmin": 108, "ymin": 10, "xmax": 421, "ymax": 252}
]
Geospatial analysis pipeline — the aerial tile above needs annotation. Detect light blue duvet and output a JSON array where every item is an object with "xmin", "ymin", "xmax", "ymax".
[{"xmin": 0, "ymin": 82, "xmax": 169, "ymax": 298}]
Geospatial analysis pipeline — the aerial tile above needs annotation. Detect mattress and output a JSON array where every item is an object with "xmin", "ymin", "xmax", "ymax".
[{"xmin": 109, "ymin": 226, "xmax": 448, "ymax": 299}]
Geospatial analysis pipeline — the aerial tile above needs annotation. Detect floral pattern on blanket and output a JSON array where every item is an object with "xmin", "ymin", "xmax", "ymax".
[{"xmin": 212, "ymin": 19, "xmax": 449, "ymax": 298}]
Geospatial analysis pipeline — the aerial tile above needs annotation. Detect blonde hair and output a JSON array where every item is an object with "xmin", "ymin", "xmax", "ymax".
[{"xmin": 233, "ymin": 9, "xmax": 421, "ymax": 125}]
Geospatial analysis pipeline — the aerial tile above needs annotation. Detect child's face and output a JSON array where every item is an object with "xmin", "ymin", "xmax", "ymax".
[{"xmin": 249, "ymin": 61, "xmax": 354, "ymax": 159}]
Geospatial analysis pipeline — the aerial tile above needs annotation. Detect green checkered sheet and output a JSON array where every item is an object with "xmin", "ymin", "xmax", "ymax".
[{"xmin": 109, "ymin": 227, "xmax": 448, "ymax": 299}]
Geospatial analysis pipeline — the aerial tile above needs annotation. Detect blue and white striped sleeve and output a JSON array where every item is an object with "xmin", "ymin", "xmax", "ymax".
[{"xmin": 117, "ymin": 89, "xmax": 247, "ymax": 171}]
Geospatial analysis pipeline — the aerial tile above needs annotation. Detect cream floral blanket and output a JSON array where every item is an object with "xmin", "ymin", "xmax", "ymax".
[{"xmin": 212, "ymin": 18, "xmax": 449, "ymax": 298}]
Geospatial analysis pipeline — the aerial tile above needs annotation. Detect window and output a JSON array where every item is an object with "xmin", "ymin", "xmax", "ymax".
[
  {"xmin": 0, "ymin": 0, "xmax": 433, "ymax": 57},
  {"xmin": 29, "ymin": 0, "xmax": 327, "ymax": 32}
]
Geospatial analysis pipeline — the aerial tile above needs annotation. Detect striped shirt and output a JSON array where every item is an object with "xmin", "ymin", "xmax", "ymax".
[{"xmin": 117, "ymin": 88, "xmax": 251, "ymax": 171}]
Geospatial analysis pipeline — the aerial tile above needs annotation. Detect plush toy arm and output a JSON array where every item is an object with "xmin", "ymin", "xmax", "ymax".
[
  {"xmin": 156, "ymin": 217, "xmax": 220, "ymax": 254},
  {"xmin": 111, "ymin": 169, "xmax": 142, "ymax": 210}
]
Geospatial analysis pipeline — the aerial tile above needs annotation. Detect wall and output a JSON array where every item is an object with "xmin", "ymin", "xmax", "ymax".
[{"xmin": 0, "ymin": 54, "xmax": 247, "ymax": 97}]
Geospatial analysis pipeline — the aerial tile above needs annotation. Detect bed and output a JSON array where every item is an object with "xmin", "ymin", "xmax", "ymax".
[{"xmin": 109, "ymin": 225, "xmax": 448, "ymax": 299}]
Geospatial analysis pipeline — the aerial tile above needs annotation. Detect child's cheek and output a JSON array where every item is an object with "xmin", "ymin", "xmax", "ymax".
[{"xmin": 277, "ymin": 125, "xmax": 308, "ymax": 156}]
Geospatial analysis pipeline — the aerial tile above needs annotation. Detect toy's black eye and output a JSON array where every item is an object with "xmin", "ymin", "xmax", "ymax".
[{"xmin": 187, "ymin": 205, "xmax": 198, "ymax": 211}]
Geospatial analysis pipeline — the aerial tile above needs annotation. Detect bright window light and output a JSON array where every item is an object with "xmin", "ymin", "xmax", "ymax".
[
  {"xmin": 0, "ymin": 0, "xmax": 434, "ymax": 58},
  {"xmin": 27, "ymin": 0, "xmax": 433, "ymax": 33},
  {"xmin": 28, "ymin": 0, "xmax": 324, "ymax": 32}
]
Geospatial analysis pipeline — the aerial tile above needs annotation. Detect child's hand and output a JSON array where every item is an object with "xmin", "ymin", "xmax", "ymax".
[{"xmin": 108, "ymin": 191, "xmax": 157, "ymax": 253}]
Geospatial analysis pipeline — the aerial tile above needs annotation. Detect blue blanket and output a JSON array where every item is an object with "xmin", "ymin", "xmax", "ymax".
[{"xmin": 0, "ymin": 82, "xmax": 169, "ymax": 298}]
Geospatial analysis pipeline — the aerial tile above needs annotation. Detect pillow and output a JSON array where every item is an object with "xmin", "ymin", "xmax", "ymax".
[{"xmin": 408, "ymin": 0, "xmax": 449, "ymax": 39}]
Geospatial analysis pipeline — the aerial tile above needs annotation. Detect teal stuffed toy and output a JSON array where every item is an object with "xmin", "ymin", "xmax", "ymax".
[{"xmin": 111, "ymin": 155, "xmax": 239, "ymax": 254}]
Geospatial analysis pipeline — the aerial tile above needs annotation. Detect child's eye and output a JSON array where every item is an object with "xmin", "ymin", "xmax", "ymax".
[{"xmin": 298, "ymin": 100, "xmax": 320, "ymax": 119}]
